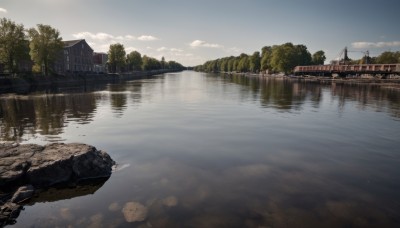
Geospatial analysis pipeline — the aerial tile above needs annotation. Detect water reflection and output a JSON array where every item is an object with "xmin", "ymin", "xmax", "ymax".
[
  {"xmin": 222, "ymin": 74, "xmax": 400, "ymax": 118},
  {"xmin": 0, "ymin": 178, "xmax": 109, "ymax": 227},
  {"xmin": 0, "ymin": 81, "xmax": 144, "ymax": 142},
  {"xmin": 1, "ymin": 74, "xmax": 399, "ymax": 142}
]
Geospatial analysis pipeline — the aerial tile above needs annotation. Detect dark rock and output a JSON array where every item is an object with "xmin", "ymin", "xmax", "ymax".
[
  {"xmin": 10, "ymin": 185, "xmax": 35, "ymax": 204},
  {"xmin": 0, "ymin": 143, "xmax": 115, "ymax": 188},
  {"xmin": 0, "ymin": 143, "xmax": 114, "ymax": 226},
  {"xmin": 0, "ymin": 202, "xmax": 22, "ymax": 226}
]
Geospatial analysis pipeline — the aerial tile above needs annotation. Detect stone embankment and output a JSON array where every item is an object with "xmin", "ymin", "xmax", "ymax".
[
  {"xmin": 0, "ymin": 143, "xmax": 115, "ymax": 226},
  {"xmin": 0, "ymin": 69, "xmax": 181, "ymax": 94}
]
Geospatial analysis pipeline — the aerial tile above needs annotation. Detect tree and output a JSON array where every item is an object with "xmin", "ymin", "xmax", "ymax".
[
  {"xmin": 376, "ymin": 51, "xmax": 398, "ymax": 64},
  {"xmin": 261, "ymin": 46, "xmax": 272, "ymax": 71},
  {"xmin": 0, "ymin": 18, "xmax": 28, "ymax": 74},
  {"xmin": 270, "ymin": 43, "xmax": 311, "ymax": 74},
  {"xmin": 126, "ymin": 51, "xmax": 142, "ymax": 71},
  {"xmin": 108, "ymin": 43, "xmax": 126, "ymax": 73},
  {"xmin": 28, "ymin": 24, "xmax": 63, "ymax": 76},
  {"xmin": 249, "ymin": 51, "xmax": 261, "ymax": 73},
  {"xmin": 142, "ymin": 55, "xmax": 161, "ymax": 71},
  {"xmin": 312, "ymin": 50, "xmax": 326, "ymax": 65}
]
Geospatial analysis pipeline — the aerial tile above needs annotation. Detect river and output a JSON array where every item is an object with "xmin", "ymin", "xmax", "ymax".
[{"xmin": 1, "ymin": 71, "xmax": 400, "ymax": 227}]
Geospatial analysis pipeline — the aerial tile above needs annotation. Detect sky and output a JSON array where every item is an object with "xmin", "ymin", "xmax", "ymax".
[{"xmin": 1, "ymin": 0, "xmax": 399, "ymax": 66}]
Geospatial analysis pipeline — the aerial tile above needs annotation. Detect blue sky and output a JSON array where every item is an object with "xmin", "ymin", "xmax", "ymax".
[{"xmin": 1, "ymin": 0, "xmax": 399, "ymax": 66}]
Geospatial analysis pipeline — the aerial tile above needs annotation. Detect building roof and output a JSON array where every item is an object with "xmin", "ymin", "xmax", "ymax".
[
  {"xmin": 63, "ymin": 39, "xmax": 83, "ymax": 48},
  {"xmin": 63, "ymin": 39, "xmax": 94, "ymax": 51}
]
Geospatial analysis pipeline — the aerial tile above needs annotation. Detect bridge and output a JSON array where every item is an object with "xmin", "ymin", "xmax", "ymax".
[{"xmin": 294, "ymin": 64, "xmax": 400, "ymax": 77}]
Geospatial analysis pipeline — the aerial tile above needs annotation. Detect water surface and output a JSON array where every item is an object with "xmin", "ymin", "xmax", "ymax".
[{"xmin": 1, "ymin": 71, "xmax": 399, "ymax": 227}]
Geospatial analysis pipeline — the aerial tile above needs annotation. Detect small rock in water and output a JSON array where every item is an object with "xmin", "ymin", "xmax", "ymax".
[
  {"xmin": 162, "ymin": 196, "xmax": 178, "ymax": 207},
  {"xmin": 108, "ymin": 202, "xmax": 121, "ymax": 212},
  {"xmin": 122, "ymin": 202, "xmax": 148, "ymax": 222}
]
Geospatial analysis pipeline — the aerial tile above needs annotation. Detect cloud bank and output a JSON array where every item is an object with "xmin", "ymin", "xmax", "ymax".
[
  {"xmin": 0, "ymin": 8, "xmax": 7, "ymax": 13},
  {"xmin": 352, "ymin": 41, "xmax": 400, "ymax": 49}
]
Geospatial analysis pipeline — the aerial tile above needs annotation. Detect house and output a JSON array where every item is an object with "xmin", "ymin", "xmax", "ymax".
[
  {"xmin": 93, "ymin": 52, "xmax": 108, "ymax": 73},
  {"xmin": 55, "ymin": 39, "xmax": 94, "ymax": 75}
]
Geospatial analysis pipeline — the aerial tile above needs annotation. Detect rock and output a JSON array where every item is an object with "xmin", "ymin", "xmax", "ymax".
[
  {"xmin": 0, "ymin": 143, "xmax": 115, "ymax": 188},
  {"xmin": 0, "ymin": 202, "xmax": 22, "ymax": 225},
  {"xmin": 10, "ymin": 185, "xmax": 35, "ymax": 203},
  {"xmin": 162, "ymin": 196, "xmax": 178, "ymax": 207},
  {"xmin": 122, "ymin": 202, "xmax": 148, "ymax": 222}
]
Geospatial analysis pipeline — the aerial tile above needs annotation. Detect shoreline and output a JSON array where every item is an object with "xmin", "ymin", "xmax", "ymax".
[
  {"xmin": 0, "ymin": 69, "xmax": 181, "ymax": 95},
  {"xmin": 222, "ymin": 72, "xmax": 400, "ymax": 89}
]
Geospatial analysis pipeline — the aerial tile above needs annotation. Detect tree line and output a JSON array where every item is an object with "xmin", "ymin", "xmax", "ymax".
[
  {"xmin": 350, "ymin": 51, "xmax": 400, "ymax": 65},
  {"xmin": 0, "ymin": 17, "xmax": 184, "ymax": 76},
  {"xmin": 194, "ymin": 43, "xmax": 326, "ymax": 74},
  {"xmin": 194, "ymin": 43, "xmax": 400, "ymax": 74},
  {"xmin": 107, "ymin": 43, "xmax": 184, "ymax": 73}
]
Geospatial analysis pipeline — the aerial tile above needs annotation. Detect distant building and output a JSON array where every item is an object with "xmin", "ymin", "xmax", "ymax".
[
  {"xmin": 93, "ymin": 52, "xmax": 108, "ymax": 73},
  {"xmin": 55, "ymin": 39, "xmax": 94, "ymax": 75}
]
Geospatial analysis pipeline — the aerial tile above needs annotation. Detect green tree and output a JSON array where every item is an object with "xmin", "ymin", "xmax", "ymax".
[
  {"xmin": 261, "ymin": 46, "xmax": 272, "ymax": 71},
  {"xmin": 237, "ymin": 54, "xmax": 249, "ymax": 72},
  {"xmin": 126, "ymin": 51, "xmax": 142, "ymax": 71},
  {"xmin": 142, "ymin": 55, "xmax": 161, "ymax": 71},
  {"xmin": 108, "ymin": 43, "xmax": 126, "ymax": 73},
  {"xmin": 0, "ymin": 18, "xmax": 28, "ymax": 74},
  {"xmin": 312, "ymin": 50, "xmax": 326, "ymax": 65},
  {"xmin": 376, "ymin": 51, "xmax": 398, "ymax": 64},
  {"xmin": 250, "ymin": 51, "xmax": 261, "ymax": 73},
  {"xmin": 28, "ymin": 24, "xmax": 63, "ymax": 76},
  {"xmin": 270, "ymin": 43, "xmax": 311, "ymax": 74}
]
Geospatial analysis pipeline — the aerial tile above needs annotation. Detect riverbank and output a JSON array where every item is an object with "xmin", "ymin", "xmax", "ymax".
[
  {"xmin": 223, "ymin": 72, "xmax": 400, "ymax": 89},
  {"xmin": 0, "ymin": 69, "xmax": 181, "ymax": 94}
]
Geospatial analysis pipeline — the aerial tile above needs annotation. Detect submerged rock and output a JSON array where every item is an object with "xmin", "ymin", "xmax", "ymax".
[
  {"xmin": 162, "ymin": 196, "xmax": 178, "ymax": 207},
  {"xmin": 122, "ymin": 202, "xmax": 148, "ymax": 222}
]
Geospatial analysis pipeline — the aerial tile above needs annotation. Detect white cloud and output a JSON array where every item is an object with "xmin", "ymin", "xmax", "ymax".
[
  {"xmin": 157, "ymin": 47, "xmax": 168, "ymax": 52},
  {"xmin": 351, "ymin": 41, "xmax": 400, "ymax": 49},
  {"xmin": 137, "ymin": 35, "xmax": 158, "ymax": 41},
  {"xmin": 156, "ymin": 47, "xmax": 183, "ymax": 52},
  {"xmin": 72, "ymin": 32, "xmax": 137, "ymax": 42},
  {"xmin": 73, "ymin": 32, "xmax": 114, "ymax": 41},
  {"xmin": 0, "ymin": 8, "xmax": 7, "ymax": 13},
  {"xmin": 189, "ymin": 40, "xmax": 222, "ymax": 48}
]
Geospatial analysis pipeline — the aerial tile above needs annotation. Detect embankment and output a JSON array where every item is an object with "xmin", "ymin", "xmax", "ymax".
[{"xmin": 0, "ymin": 69, "xmax": 180, "ymax": 94}]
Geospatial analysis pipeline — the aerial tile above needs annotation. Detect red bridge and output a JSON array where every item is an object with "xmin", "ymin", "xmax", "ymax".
[{"xmin": 294, "ymin": 64, "xmax": 400, "ymax": 77}]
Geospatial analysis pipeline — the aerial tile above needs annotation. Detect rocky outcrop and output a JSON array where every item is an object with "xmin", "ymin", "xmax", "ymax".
[
  {"xmin": 0, "ymin": 143, "xmax": 115, "ymax": 226},
  {"xmin": 0, "ymin": 143, "xmax": 115, "ymax": 188}
]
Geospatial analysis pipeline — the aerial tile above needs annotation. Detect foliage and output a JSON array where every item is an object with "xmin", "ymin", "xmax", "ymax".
[
  {"xmin": 142, "ymin": 55, "xmax": 161, "ymax": 71},
  {"xmin": 375, "ymin": 51, "xmax": 399, "ymax": 64},
  {"xmin": 312, "ymin": 50, "xmax": 326, "ymax": 65},
  {"xmin": 28, "ymin": 24, "xmax": 63, "ymax": 76},
  {"xmin": 195, "ymin": 43, "xmax": 313, "ymax": 74},
  {"xmin": 126, "ymin": 51, "xmax": 142, "ymax": 71},
  {"xmin": 108, "ymin": 43, "xmax": 126, "ymax": 73},
  {"xmin": 270, "ymin": 43, "xmax": 311, "ymax": 74},
  {"xmin": 249, "ymin": 51, "xmax": 261, "ymax": 73},
  {"xmin": 261, "ymin": 46, "xmax": 272, "ymax": 71},
  {"xmin": 0, "ymin": 18, "xmax": 28, "ymax": 74}
]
